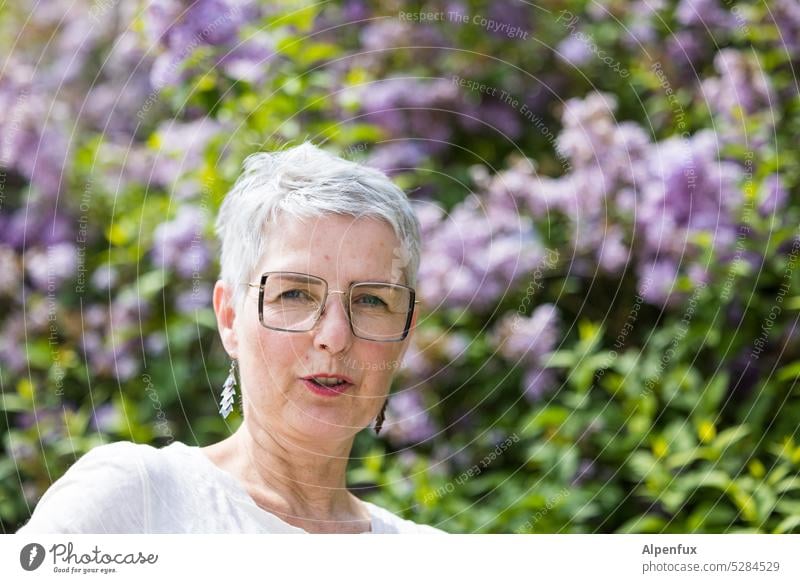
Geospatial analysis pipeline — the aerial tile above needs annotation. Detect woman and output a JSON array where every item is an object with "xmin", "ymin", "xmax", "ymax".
[{"xmin": 18, "ymin": 143, "xmax": 444, "ymax": 534}]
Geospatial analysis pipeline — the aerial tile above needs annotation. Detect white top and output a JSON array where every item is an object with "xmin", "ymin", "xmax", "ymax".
[{"xmin": 16, "ymin": 440, "xmax": 445, "ymax": 534}]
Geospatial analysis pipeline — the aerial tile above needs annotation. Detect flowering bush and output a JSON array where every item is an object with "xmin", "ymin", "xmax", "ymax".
[{"xmin": 1, "ymin": 0, "xmax": 799, "ymax": 533}]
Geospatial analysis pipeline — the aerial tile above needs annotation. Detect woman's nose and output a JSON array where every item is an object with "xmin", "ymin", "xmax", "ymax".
[{"xmin": 314, "ymin": 293, "xmax": 353, "ymax": 352}]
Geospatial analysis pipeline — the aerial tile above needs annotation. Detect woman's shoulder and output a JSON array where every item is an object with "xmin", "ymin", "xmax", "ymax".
[
  {"xmin": 16, "ymin": 441, "xmax": 150, "ymax": 533},
  {"xmin": 16, "ymin": 440, "xmax": 195, "ymax": 534},
  {"xmin": 362, "ymin": 500, "xmax": 448, "ymax": 534}
]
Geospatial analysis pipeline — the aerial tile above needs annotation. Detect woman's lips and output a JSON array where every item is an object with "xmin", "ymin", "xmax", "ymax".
[{"xmin": 301, "ymin": 378, "xmax": 353, "ymax": 397}]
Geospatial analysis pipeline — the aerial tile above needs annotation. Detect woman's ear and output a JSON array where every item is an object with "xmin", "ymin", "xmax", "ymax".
[{"xmin": 213, "ymin": 280, "xmax": 239, "ymax": 359}]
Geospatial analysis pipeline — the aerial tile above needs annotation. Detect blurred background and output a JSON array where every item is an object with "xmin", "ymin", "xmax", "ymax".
[{"xmin": 1, "ymin": 0, "xmax": 799, "ymax": 533}]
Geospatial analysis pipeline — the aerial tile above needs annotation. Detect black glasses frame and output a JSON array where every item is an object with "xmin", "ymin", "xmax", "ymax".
[{"xmin": 247, "ymin": 270, "xmax": 419, "ymax": 342}]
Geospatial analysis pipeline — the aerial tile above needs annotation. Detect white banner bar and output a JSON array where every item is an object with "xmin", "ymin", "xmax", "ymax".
[{"xmin": 2, "ymin": 534, "xmax": 798, "ymax": 582}]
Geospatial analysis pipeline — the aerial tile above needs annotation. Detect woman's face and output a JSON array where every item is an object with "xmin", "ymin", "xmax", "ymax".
[{"xmin": 216, "ymin": 213, "xmax": 417, "ymax": 445}]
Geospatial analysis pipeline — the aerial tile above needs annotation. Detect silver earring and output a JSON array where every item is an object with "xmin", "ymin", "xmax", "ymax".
[{"xmin": 219, "ymin": 360, "xmax": 238, "ymax": 419}]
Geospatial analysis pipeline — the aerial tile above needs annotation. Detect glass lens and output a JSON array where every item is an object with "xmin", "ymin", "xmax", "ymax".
[
  {"xmin": 350, "ymin": 283, "xmax": 411, "ymax": 341},
  {"xmin": 261, "ymin": 273, "xmax": 325, "ymax": 330}
]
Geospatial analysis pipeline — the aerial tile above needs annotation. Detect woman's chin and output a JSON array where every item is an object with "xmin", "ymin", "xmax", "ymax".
[{"xmin": 287, "ymin": 411, "xmax": 361, "ymax": 443}]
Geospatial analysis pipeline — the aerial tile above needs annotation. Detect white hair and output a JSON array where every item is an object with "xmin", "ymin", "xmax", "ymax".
[{"xmin": 215, "ymin": 141, "xmax": 422, "ymax": 308}]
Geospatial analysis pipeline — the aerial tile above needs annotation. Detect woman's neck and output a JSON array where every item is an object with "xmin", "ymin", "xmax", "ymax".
[{"xmin": 202, "ymin": 424, "xmax": 371, "ymax": 533}]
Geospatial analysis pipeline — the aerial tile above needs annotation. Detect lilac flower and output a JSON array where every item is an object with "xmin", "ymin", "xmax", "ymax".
[
  {"xmin": 357, "ymin": 77, "xmax": 462, "ymax": 153},
  {"xmin": 460, "ymin": 100, "xmax": 522, "ymax": 139},
  {"xmin": 24, "ymin": 243, "xmax": 79, "ymax": 290},
  {"xmin": 491, "ymin": 304, "xmax": 560, "ymax": 366},
  {"xmin": 150, "ymin": 205, "xmax": 211, "ymax": 277},
  {"xmin": 665, "ymin": 30, "xmax": 709, "ymax": 75},
  {"xmin": 175, "ymin": 283, "xmax": 212, "ymax": 314},
  {"xmin": 0, "ymin": 315, "xmax": 27, "ymax": 373},
  {"xmin": 557, "ymin": 35, "xmax": 594, "ymax": 67},
  {"xmin": 341, "ymin": 0, "xmax": 369, "ymax": 22},
  {"xmin": 417, "ymin": 193, "xmax": 546, "ymax": 310},
  {"xmin": 676, "ymin": 0, "xmax": 736, "ymax": 29},
  {"xmin": 90, "ymin": 265, "xmax": 118, "ymax": 291},
  {"xmin": 366, "ymin": 142, "xmax": 427, "ymax": 175},
  {"xmin": 384, "ymin": 388, "xmax": 438, "ymax": 445},
  {"xmin": 359, "ymin": 20, "xmax": 411, "ymax": 51},
  {"xmin": 758, "ymin": 174, "xmax": 788, "ymax": 218},
  {"xmin": 637, "ymin": 131, "xmax": 743, "ymax": 266},
  {"xmin": 702, "ymin": 49, "xmax": 775, "ymax": 119},
  {"xmin": 145, "ymin": 333, "xmax": 168, "ymax": 355},
  {"xmin": 149, "ymin": 118, "xmax": 223, "ymax": 192},
  {"xmin": 146, "ymin": 0, "xmax": 245, "ymax": 89},
  {"xmin": 216, "ymin": 33, "xmax": 275, "ymax": 83},
  {"xmin": 622, "ymin": 0, "xmax": 666, "ymax": 48},
  {"xmin": 84, "ymin": 338, "xmax": 140, "ymax": 382},
  {"xmin": 147, "ymin": 0, "xmax": 242, "ymax": 48},
  {"xmin": 398, "ymin": 335, "xmax": 436, "ymax": 380},
  {"xmin": 487, "ymin": 1, "xmax": 532, "ymax": 38},
  {"xmin": 90, "ymin": 403, "xmax": 120, "ymax": 433},
  {"xmin": 17, "ymin": 405, "xmax": 77, "ymax": 445},
  {"xmin": 490, "ymin": 304, "xmax": 561, "ymax": 402},
  {"xmin": 111, "ymin": 289, "xmax": 151, "ymax": 329},
  {"xmin": 771, "ymin": 0, "xmax": 800, "ymax": 55},
  {"xmin": 637, "ymin": 260, "xmax": 680, "ymax": 306}
]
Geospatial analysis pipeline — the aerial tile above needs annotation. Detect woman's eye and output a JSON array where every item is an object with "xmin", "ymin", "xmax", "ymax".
[
  {"xmin": 354, "ymin": 294, "xmax": 387, "ymax": 307},
  {"xmin": 281, "ymin": 289, "xmax": 311, "ymax": 301}
]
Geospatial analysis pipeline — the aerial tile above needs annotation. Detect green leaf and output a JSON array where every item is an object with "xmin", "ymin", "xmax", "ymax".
[
  {"xmin": 712, "ymin": 425, "xmax": 750, "ymax": 451},
  {"xmin": 617, "ymin": 515, "xmax": 668, "ymax": 533},
  {"xmin": 698, "ymin": 372, "xmax": 729, "ymax": 416},
  {"xmin": 773, "ymin": 515, "xmax": 800, "ymax": 534},
  {"xmin": 777, "ymin": 360, "xmax": 800, "ymax": 382},
  {"xmin": 775, "ymin": 477, "xmax": 800, "ymax": 493}
]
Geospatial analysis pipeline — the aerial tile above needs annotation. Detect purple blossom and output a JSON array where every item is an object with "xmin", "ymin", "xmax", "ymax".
[
  {"xmin": 637, "ymin": 131, "xmax": 743, "ymax": 266},
  {"xmin": 676, "ymin": 0, "xmax": 736, "ymax": 29},
  {"xmin": 417, "ymin": 193, "xmax": 546, "ymax": 310},
  {"xmin": 357, "ymin": 78, "xmax": 462, "ymax": 153},
  {"xmin": 216, "ymin": 33, "xmax": 275, "ymax": 83},
  {"xmin": 384, "ymin": 388, "xmax": 438, "ymax": 445},
  {"xmin": 175, "ymin": 283, "xmax": 212, "ymax": 314},
  {"xmin": 90, "ymin": 403, "xmax": 120, "ymax": 433},
  {"xmin": 702, "ymin": 49, "xmax": 775, "ymax": 120},
  {"xmin": 146, "ymin": 0, "xmax": 245, "ymax": 89},
  {"xmin": 0, "ymin": 315, "xmax": 27, "ymax": 373},
  {"xmin": 622, "ymin": 0, "xmax": 666, "ymax": 48},
  {"xmin": 366, "ymin": 142, "xmax": 427, "ymax": 175},
  {"xmin": 90, "ymin": 265, "xmax": 118, "ymax": 291},
  {"xmin": 637, "ymin": 260, "xmax": 680, "ymax": 306},
  {"xmin": 150, "ymin": 205, "xmax": 211, "ymax": 277},
  {"xmin": 149, "ymin": 119, "xmax": 223, "ymax": 192},
  {"xmin": 771, "ymin": 0, "xmax": 800, "ymax": 55},
  {"xmin": 490, "ymin": 304, "xmax": 560, "ymax": 402},
  {"xmin": 25, "ymin": 243, "xmax": 79, "ymax": 290},
  {"xmin": 557, "ymin": 35, "xmax": 594, "ymax": 67},
  {"xmin": 460, "ymin": 100, "xmax": 522, "ymax": 139},
  {"xmin": 758, "ymin": 174, "xmax": 788, "ymax": 218},
  {"xmin": 665, "ymin": 30, "xmax": 709, "ymax": 75},
  {"xmin": 491, "ymin": 304, "xmax": 560, "ymax": 366}
]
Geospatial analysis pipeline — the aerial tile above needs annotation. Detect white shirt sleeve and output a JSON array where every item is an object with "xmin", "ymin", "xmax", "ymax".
[{"xmin": 16, "ymin": 441, "xmax": 150, "ymax": 534}]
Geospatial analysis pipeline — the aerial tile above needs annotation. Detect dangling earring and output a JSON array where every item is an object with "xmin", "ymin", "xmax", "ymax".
[
  {"xmin": 219, "ymin": 360, "xmax": 238, "ymax": 419},
  {"xmin": 374, "ymin": 398, "xmax": 388, "ymax": 435}
]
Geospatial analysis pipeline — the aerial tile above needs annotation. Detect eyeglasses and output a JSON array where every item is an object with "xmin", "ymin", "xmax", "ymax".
[{"xmin": 246, "ymin": 271, "xmax": 419, "ymax": 342}]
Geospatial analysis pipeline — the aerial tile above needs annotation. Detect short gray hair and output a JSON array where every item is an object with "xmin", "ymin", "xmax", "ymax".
[{"xmin": 215, "ymin": 141, "xmax": 422, "ymax": 308}]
